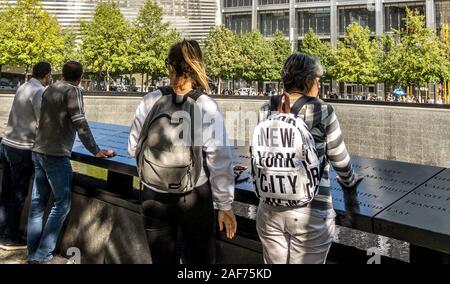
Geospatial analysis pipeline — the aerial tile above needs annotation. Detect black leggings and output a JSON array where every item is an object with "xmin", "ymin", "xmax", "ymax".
[{"xmin": 141, "ymin": 183, "xmax": 216, "ymax": 264}]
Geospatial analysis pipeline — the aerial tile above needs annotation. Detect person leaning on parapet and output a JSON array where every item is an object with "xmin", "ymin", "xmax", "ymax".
[
  {"xmin": 256, "ymin": 53, "xmax": 364, "ymax": 264},
  {"xmin": 27, "ymin": 61, "xmax": 116, "ymax": 264},
  {"xmin": 0, "ymin": 62, "xmax": 51, "ymax": 251},
  {"xmin": 128, "ymin": 39, "xmax": 237, "ymax": 264}
]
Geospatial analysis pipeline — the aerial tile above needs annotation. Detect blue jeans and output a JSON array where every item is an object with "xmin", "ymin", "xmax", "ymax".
[{"xmin": 27, "ymin": 152, "xmax": 72, "ymax": 262}]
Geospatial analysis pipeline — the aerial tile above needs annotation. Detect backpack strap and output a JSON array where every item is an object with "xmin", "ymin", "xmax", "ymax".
[
  {"xmin": 186, "ymin": 88, "xmax": 204, "ymax": 101},
  {"xmin": 269, "ymin": 95, "xmax": 284, "ymax": 112},
  {"xmin": 291, "ymin": 95, "xmax": 315, "ymax": 116},
  {"xmin": 158, "ymin": 86, "xmax": 175, "ymax": 96}
]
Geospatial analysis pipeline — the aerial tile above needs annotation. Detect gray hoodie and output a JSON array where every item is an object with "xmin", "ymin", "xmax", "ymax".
[{"xmin": 2, "ymin": 78, "xmax": 45, "ymax": 150}]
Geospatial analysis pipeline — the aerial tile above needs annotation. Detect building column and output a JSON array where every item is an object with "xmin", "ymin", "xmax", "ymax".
[
  {"xmin": 216, "ymin": 0, "xmax": 223, "ymax": 26},
  {"xmin": 289, "ymin": 0, "xmax": 298, "ymax": 51},
  {"xmin": 375, "ymin": 0, "xmax": 385, "ymax": 98},
  {"xmin": 426, "ymin": 0, "xmax": 436, "ymax": 29},
  {"xmin": 252, "ymin": 0, "xmax": 258, "ymax": 31},
  {"xmin": 330, "ymin": 0, "xmax": 338, "ymax": 48},
  {"xmin": 426, "ymin": 0, "xmax": 436, "ymax": 102},
  {"xmin": 330, "ymin": 0, "xmax": 338, "ymax": 93}
]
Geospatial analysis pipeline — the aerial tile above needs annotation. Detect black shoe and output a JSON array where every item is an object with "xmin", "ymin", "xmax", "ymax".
[{"xmin": 0, "ymin": 239, "xmax": 27, "ymax": 251}]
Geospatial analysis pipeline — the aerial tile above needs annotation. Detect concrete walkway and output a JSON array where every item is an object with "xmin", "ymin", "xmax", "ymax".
[
  {"xmin": 0, "ymin": 249, "xmax": 28, "ymax": 264},
  {"xmin": 0, "ymin": 249, "xmax": 72, "ymax": 264}
]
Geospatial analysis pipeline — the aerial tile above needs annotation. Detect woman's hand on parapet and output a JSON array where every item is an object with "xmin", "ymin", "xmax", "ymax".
[
  {"xmin": 336, "ymin": 174, "xmax": 364, "ymax": 191},
  {"xmin": 96, "ymin": 149, "xmax": 116, "ymax": 158},
  {"xmin": 336, "ymin": 174, "xmax": 363, "ymax": 227},
  {"xmin": 218, "ymin": 209, "xmax": 237, "ymax": 239}
]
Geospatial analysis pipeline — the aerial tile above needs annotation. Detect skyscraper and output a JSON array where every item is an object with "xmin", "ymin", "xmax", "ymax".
[{"xmin": 0, "ymin": 0, "xmax": 219, "ymax": 41}]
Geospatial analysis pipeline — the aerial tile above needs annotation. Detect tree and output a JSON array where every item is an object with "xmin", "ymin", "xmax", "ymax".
[
  {"xmin": 375, "ymin": 34, "xmax": 397, "ymax": 95},
  {"xmin": 61, "ymin": 29, "xmax": 80, "ymax": 64},
  {"xmin": 333, "ymin": 23, "xmax": 379, "ymax": 95},
  {"xmin": 439, "ymin": 23, "xmax": 450, "ymax": 103},
  {"xmin": 239, "ymin": 31, "xmax": 276, "ymax": 84},
  {"xmin": 204, "ymin": 25, "xmax": 242, "ymax": 94},
  {"xmin": 386, "ymin": 9, "xmax": 450, "ymax": 101},
  {"xmin": 0, "ymin": 0, "xmax": 66, "ymax": 79},
  {"xmin": 0, "ymin": 8, "xmax": 10, "ymax": 78},
  {"xmin": 269, "ymin": 31, "xmax": 292, "ymax": 82},
  {"xmin": 131, "ymin": 0, "xmax": 180, "ymax": 92},
  {"xmin": 80, "ymin": 2, "xmax": 131, "ymax": 91},
  {"xmin": 301, "ymin": 29, "xmax": 336, "ymax": 82}
]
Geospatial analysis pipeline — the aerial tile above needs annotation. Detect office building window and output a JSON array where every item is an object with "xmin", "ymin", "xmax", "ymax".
[
  {"xmin": 298, "ymin": 8, "xmax": 330, "ymax": 36},
  {"xmin": 225, "ymin": 13, "xmax": 252, "ymax": 34},
  {"xmin": 296, "ymin": 0, "xmax": 329, "ymax": 2},
  {"xmin": 338, "ymin": 6, "xmax": 375, "ymax": 35},
  {"xmin": 384, "ymin": 3, "xmax": 425, "ymax": 32},
  {"xmin": 259, "ymin": 10, "xmax": 289, "ymax": 37},
  {"xmin": 436, "ymin": 1, "xmax": 450, "ymax": 34},
  {"xmin": 258, "ymin": 0, "xmax": 289, "ymax": 5},
  {"xmin": 224, "ymin": 0, "xmax": 252, "ymax": 8}
]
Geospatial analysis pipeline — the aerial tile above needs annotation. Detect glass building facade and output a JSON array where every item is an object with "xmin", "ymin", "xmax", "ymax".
[
  {"xmin": 338, "ymin": 6, "xmax": 376, "ymax": 35},
  {"xmin": 298, "ymin": 8, "xmax": 331, "ymax": 36},
  {"xmin": 259, "ymin": 10, "xmax": 290, "ymax": 36},
  {"xmin": 435, "ymin": 1, "xmax": 450, "ymax": 34},
  {"xmin": 384, "ymin": 2, "xmax": 425, "ymax": 32},
  {"xmin": 224, "ymin": 0, "xmax": 252, "ymax": 8},
  {"xmin": 225, "ymin": 13, "xmax": 252, "ymax": 34},
  {"xmin": 259, "ymin": 0, "xmax": 289, "ymax": 5},
  {"xmin": 222, "ymin": 0, "xmax": 442, "ymax": 48},
  {"xmin": 0, "ymin": 0, "xmax": 219, "ymax": 41}
]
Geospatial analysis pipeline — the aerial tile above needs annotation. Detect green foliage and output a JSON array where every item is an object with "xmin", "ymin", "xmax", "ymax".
[
  {"xmin": 131, "ymin": 0, "xmax": 180, "ymax": 82},
  {"xmin": 333, "ymin": 23, "xmax": 379, "ymax": 84},
  {"xmin": 376, "ymin": 34, "xmax": 396, "ymax": 84},
  {"xmin": 61, "ymin": 29, "xmax": 80, "ymax": 64},
  {"xmin": 269, "ymin": 31, "xmax": 292, "ymax": 81},
  {"xmin": 204, "ymin": 25, "xmax": 242, "ymax": 81},
  {"xmin": 386, "ymin": 9, "xmax": 450, "ymax": 85},
  {"xmin": 239, "ymin": 30, "xmax": 277, "ymax": 82},
  {"xmin": 0, "ymin": 0, "xmax": 66, "ymax": 73},
  {"xmin": 80, "ymin": 2, "xmax": 131, "ymax": 82},
  {"xmin": 301, "ymin": 29, "xmax": 336, "ymax": 81}
]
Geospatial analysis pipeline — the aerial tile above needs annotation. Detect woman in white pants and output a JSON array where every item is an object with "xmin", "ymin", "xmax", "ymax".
[{"xmin": 256, "ymin": 53, "xmax": 363, "ymax": 264}]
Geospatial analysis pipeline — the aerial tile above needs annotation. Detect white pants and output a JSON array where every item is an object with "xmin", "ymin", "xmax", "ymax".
[{"xmin": 256, "ymin": 202, "xmax": 335, "ymax": 264}]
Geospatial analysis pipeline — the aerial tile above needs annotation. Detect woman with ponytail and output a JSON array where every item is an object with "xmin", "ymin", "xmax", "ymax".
[{"xmin": 128, "ymin": 40, "xmax": 237, "ymax": 264}]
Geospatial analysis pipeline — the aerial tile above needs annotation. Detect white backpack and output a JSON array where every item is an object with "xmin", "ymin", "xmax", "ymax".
[{"xmin": 250, "ymin": 95, "xmax": 321, "ymax": 207}]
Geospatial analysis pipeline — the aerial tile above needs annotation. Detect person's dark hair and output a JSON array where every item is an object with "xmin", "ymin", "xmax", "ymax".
[
  {"xmin": 32, "ymin": 62, "xmax": 52, "ymax": 79},
  {"xmin": 63, "ymin": 61, "xmax": 83, "ymax": 82},
  {"xmin": 281, "ymin": 52, "xmax": 323, "ymax": 95},
  {"xmin": 167, "ymin": 39, "xmax": 210, "ymax": 92}
]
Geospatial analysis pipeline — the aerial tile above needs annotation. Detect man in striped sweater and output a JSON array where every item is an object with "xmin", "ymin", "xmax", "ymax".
[
  {"xmin": 27, "ymin": 61, "xmax": 115, "ymax": 264},
  {"xmin": 257, "ymin": 53, "xmax": 363, "ymax": 264}
]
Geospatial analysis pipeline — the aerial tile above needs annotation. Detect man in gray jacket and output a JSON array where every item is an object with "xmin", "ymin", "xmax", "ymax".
[
  {"xmin": 27, "ymin": 61, "xmax": 115, "ymax": 264},
  {"xmin": 0, "ymin": 62, "xmax": 51, "ymax": 250}
]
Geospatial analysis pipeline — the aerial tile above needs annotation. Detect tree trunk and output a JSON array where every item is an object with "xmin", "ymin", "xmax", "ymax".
[
  {"xmin": 416, "ymin": 83, "xmax": 420, "ymax": 103},
  {"xmin": 217, "ymin": 78, "xmax": 221, "ymax": 95},
  {"xmin": 0, "ymin": 65, "xmax": 2, "ymax": 79},
  {"xmin": 106, "ymin": 69, "xmax": 110, "ymax": 92},
  {"xmin": 141, "ymin": 72, "xmax": 145, "ymax": 92},
  {"xmin": 129, "ymin": 71, "xmax": 133, "ymax": 87},
  {"xmin": 145, "ymin": 73, "xmax": 149, "ymax": 92},
  {"xmin": 25, "ymin": 65, "xmax": 30, "ymax": 82}
]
